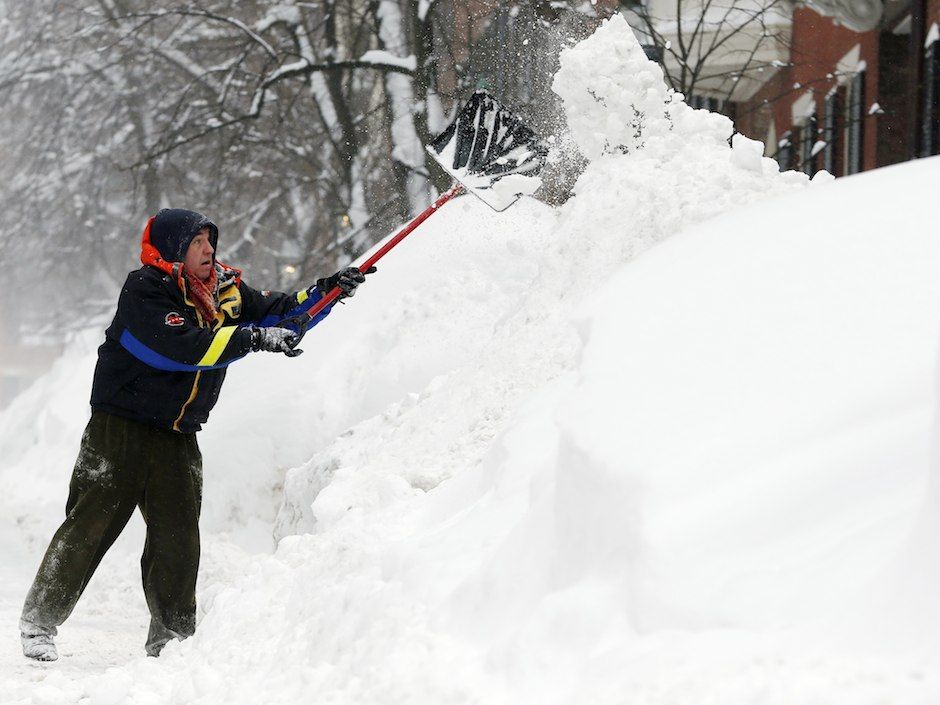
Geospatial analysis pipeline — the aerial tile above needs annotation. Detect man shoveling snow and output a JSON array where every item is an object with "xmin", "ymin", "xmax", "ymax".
[
  {"xmin": 19, "ymin": 208, "xmax": 373, "ymax": 660},
  {"xmin": 17, "ymin": 89, "xmax": 547, "ymax": 664}
]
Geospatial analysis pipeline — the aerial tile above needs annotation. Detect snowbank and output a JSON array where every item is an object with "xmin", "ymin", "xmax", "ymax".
[{"xmin": 3, "ymin": 13, "xmax": 940, "ymax": 705}]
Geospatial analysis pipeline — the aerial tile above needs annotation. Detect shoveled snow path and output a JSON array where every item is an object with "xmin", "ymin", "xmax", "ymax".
[
  {"xmin": 0, "ymin": 513, "xmax": 148, "ymax": 703},
  {"xmin": 0, "ymin": 508, "xmax": 261, "ymax": 704}
]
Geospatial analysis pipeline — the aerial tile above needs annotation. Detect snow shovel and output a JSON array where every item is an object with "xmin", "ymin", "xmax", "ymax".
[{"xmin": 282, "ymin": 90, "xmax": 548, "ymax": 335}]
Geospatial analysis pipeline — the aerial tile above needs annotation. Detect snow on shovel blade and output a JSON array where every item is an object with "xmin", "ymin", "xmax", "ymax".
[{"xmin": 427, "ymin": 90, "xmax": 549, "ymax": 212}]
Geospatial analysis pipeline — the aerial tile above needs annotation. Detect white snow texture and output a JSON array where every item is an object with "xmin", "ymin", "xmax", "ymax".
[{"xmin": 2, "ymin": 14, "xmax": 940, "ymax": 705}]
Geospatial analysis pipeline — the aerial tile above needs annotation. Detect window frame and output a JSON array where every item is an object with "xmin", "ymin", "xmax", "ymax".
[
  {"xmin": 777, "ymin": 130, "xmax": 794, "ymax": 171},
  {"xmin": 823, "ymin": 89, "xmax": 843, "ymax": 176},
  {"xmin": 845, "ymin": 71, "xmax": 865, "ymax": 174},
  {"xmin": 799, "ymin": 113, "xmax": 819, "ymax": 177},
  {"xmin": 921, "ymin": 37, "xmax": 940, "ymax": 157}
]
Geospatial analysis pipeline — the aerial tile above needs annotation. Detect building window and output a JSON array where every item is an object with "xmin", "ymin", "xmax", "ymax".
[
  {"xmin": 642, "ymin": 44, "xmax": 663, "ymax": 62},
  {"xmin": 686, "ymin": 94, "xmax": 737, "ymax": 122},
  {"xmin": 777, "ymin": 131, "xmax": 793, "ymax": 171},
  {"xmin": 688, "ymin": 94, "xmax": 721, "ymax": 112},
  {"xmin": 846, "ymin": 71, "xmax": 865, "ymax": 174},
  {"xmin": 823, "ymin": 89, "xmax": 843, "ymax": 176},
  {"xmin": 921, "ymin": 37, "xmax": 940, "ymax": 157},
  {"xmin": 799, "ymin": 114, "xmax": 818, "ymax": 176}
]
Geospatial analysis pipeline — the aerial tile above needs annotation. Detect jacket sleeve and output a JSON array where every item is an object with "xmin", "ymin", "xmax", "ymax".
[
  {"xmin": 239, "ymin": 281, "xmax": 335, "ymax": 330},
  {"xmin": 117, "ymin": 272, "xmax": 253, "ymax": 372}
]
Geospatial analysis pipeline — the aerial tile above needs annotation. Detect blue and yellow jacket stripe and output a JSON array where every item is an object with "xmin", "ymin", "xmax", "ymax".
[{"xmin": 90, "ymin": 265, "xmax": 332, "ymax": 433}]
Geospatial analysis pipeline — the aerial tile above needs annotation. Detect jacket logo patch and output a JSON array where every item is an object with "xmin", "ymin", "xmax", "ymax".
[{"xmin": 165, "ymin": 312, "xmax": 185, "ymax": 327}]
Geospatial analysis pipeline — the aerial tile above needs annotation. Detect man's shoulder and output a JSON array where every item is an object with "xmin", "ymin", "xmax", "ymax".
[
  {"xmin": 123, "ymin": 265, "xmax": 176, "ymax": 292},
  {"xmin": 118, "ymin": 267, "xmax": 183, "ymax": 312}
]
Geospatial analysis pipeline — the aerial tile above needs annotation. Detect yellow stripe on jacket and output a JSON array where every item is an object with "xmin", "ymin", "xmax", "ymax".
[{"xmin": 197, "ymin": 325, "xmax": 239, "ymax": 366}]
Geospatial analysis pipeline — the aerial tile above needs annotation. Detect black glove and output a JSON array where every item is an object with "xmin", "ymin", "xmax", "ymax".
[
  {"xmin": 316, "ymin": 265, "xmax": 377, "ymax": 299},
  {"xmin": 250, "ymin": 326, "xmax": 303, "ymax": 357}
]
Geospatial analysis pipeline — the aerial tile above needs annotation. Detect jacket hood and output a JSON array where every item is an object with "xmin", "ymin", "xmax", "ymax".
[
  {"xmin": 140, "ymin": 209, "xmax": 240, "ymax": 287},
  {"xmin": 147, "ymin": 208, "xmax": 218, "ymax": 264}
]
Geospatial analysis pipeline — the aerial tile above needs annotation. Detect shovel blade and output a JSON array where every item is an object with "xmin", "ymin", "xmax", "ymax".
[{"xmin": 427, "ymin": 90, "xmax": 549, "ymax": 212}]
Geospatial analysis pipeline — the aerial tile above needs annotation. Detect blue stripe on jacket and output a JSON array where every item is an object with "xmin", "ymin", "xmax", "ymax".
[
  {"xmin": 119, "ymin": 329, "xmax": 247, "ymax": 372},
  {"xmin": 256, "ymin": 288, "xmax": 334, "ymax": 330}
]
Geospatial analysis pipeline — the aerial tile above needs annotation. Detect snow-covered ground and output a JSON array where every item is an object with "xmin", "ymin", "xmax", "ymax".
[{"xmin": 3, "ymin": 14, "xmax": 940, "ymax": 704}]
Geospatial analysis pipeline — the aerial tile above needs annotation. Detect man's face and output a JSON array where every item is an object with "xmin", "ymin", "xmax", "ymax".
[{"xmin": 184, "ymin": 227, "xmax": 215, "ymax": 281}]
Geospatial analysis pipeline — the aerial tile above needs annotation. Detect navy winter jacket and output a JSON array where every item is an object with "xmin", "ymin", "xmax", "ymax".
[{"xmin": 90, "ymin": 209, "xmax": 330, "ymax": 432}]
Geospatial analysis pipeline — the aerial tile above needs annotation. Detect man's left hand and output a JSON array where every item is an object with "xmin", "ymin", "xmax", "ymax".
[{"xmin": 316, "ymin": 266, "xmax": 377, "ymax": 299}]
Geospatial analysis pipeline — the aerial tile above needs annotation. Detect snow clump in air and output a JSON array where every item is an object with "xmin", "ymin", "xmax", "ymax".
[
  {"xmin": 548, "ymin": 14, "xmax": 810, "ymax": 285},
  {"xmin": 553, "ymin": 13, "xmax": 741, "ymax": 159}
]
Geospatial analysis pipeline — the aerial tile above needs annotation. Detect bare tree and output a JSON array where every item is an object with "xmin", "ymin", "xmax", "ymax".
[
  {"xmin": 624, "ymin": 0, "xmax": 796, "ymax": 106},
  {"xmin": 0, "ymin": 0, "xmax": 596, "ymax": 339}
]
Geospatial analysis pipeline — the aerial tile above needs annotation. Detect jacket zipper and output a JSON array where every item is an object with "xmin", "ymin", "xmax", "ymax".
[
  {"xmin": 173, "ymin": 279, "xmax": 227, "ymax": 432},
  {"xmin": 173, "ymin": 371, "xmax": 202, "ymax": 432}
]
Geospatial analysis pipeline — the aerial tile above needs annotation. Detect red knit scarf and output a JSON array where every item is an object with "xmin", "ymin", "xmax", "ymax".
[{"xmin": 184, "ymin": 265, "xmax": 219, "ymax": 326}]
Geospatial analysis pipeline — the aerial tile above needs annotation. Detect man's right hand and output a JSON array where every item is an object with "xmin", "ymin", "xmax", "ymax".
[{"xmin": 250, "ymin": 327, "xmax": 303, "ymax": 357}]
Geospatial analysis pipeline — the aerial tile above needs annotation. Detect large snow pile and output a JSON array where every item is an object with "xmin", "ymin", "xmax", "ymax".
[{"xmin": 3, "ymin": 13, "xmax": 940, "ymax": 704}]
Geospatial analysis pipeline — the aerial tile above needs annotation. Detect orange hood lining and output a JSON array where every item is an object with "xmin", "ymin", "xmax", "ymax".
[{"xmin": 140, "ymin": 215, "xmax": 242, "ymax": 290}]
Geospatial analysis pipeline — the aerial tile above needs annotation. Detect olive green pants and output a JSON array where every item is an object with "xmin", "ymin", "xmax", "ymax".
[{"xmin": 21, "ymin": 411, "xmax": 203, "ymax": 656}]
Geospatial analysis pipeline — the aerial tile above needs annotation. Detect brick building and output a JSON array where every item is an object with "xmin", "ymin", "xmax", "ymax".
[{"xmin": 693, "ymin": 0, "xmax": 940, "ymax": 176}]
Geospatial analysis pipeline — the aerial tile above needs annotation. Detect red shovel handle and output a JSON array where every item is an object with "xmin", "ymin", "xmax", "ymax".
[{"xmin": 303, "ymin": 183, "xmax": 464, "ymax": 320}]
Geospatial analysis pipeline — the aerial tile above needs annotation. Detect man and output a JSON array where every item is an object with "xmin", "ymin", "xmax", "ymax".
[{"xmin": 20, "ymin": 208, "xmax": 372, "ymax": 661}]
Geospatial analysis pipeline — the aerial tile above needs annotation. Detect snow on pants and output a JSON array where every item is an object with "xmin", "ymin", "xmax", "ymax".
[{"xmin": 21, "ymin": 410, "xmax": 203, "ymax": 655}]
